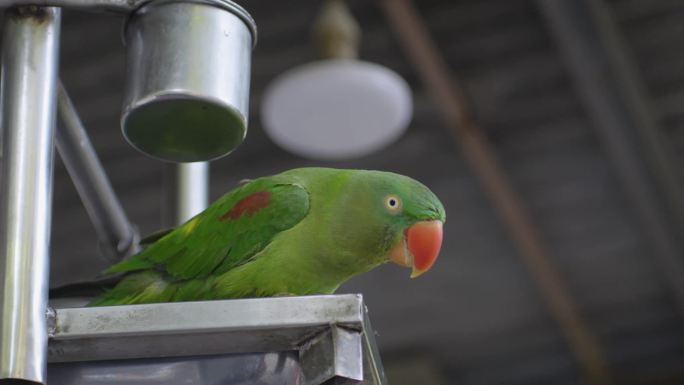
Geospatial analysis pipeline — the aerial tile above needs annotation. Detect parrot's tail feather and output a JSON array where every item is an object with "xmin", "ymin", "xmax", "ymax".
[
  {"xmin": 87, "ymin": 271, "xmax": 175, "ymax": 306},
  {"xmin": 49, "ymin": 276, "xmax": 122, "ymax": 300}
]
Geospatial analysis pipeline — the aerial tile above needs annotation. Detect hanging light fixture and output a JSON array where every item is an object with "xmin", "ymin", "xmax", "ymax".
[{"xmin": 261, "ymin": 0, "xmax": 413, "ymax": 161}]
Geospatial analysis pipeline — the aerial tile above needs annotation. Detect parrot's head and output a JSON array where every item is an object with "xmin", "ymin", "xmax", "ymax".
[{"xmin": 333, "ymin": 170, "xmax": 446, "ymax": 278}]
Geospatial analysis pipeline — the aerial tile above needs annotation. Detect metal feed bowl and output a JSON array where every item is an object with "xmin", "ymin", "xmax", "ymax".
[{"xmin": 121, "ymin": 0, "xmax": 257, "ymax": 162}]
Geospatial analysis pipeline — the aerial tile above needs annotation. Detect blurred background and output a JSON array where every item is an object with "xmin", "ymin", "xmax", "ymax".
[{"xmin": 6, "ymin": 0, "xmax": 684, "ymax": 383}]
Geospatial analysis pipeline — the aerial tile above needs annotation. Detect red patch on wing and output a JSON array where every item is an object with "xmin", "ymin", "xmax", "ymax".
[{"xmin": 219, "ymin": 191, "xmax": 272, "ymax": 221}]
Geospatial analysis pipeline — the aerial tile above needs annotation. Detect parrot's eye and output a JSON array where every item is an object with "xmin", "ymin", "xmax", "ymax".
[{"xmin": 384, "ymin": 195, "xmax": 402, "ymax": 213}]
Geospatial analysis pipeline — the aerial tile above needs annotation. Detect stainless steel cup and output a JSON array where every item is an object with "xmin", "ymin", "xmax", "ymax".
[{"xmin": 122, "ymin": 0, "xmax": 256, "ymax": 162}]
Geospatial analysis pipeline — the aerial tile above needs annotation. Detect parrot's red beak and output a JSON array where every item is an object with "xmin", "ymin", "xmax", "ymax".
[{"xmin": 390, "ymin": 220, "xmax": 443, "ymax": 278}]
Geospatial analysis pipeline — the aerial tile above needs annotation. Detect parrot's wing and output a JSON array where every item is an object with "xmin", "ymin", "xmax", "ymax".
[
  {"xmin": 105, "ymin": 178, "xmax": 310, "ymax": 280},
  {"xmin": 139, "ymin": 227, "xmax": 175, "ymax": 246}
]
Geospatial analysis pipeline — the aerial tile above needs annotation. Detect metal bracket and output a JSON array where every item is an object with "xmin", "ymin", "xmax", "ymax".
[
  {"xmin": 300, "ymin": 326, "xmax": 364, "ymax": 385},
  {"xmin": 2, "ymin": 0, "xmax": 256, "ymax": 37},
  {"xmin": 0, "ymin": 0, "xmax": 155, "ymax": 13}
]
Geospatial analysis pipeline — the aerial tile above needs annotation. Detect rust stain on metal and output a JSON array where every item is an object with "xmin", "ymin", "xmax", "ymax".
[{"xmin": 8, "ymin": 5, "xmax": 54, "ymax": 25}]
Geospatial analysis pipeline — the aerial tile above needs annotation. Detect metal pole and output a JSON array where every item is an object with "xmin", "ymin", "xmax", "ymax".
[
  {"xmin": 0, "ymin": 6, "xmax": 61, "ymax": 384},
  {"xmin": 56, "ymin": 82, "xmax": 139, "ymax": 261},
  {"xmin": 165, "ymin": 162, "xmax": 210, "ymax": 225}
]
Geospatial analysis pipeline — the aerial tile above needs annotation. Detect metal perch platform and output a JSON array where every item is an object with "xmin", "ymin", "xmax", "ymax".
[{"xmin": 48, "ymin": 295, "xmax": 386, "ymax": 385}]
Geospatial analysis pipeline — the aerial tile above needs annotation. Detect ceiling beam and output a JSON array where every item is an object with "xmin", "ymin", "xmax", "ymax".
[
  {"xmin": 536, "ymin": 0, "xmax": 684, "ymax": 317},
  {"xmin": 378, "ymin": 0, "xmax": 611, "ymax": 384}
]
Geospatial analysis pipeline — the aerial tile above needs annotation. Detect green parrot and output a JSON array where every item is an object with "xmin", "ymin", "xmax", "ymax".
[{"xmin": 90, "ymin": 167, "xmax": 445, "ymax": 306}]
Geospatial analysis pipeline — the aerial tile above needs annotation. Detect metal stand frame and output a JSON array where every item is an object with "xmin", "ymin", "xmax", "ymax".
[
  {"xmin": 165, "ymin": 162, "xmax": 210, "ymax": 226},
  {"xmin": 56, "ymin": 82, "xmax": 140, "ymax": 261},
  {"xmin": 0, "ymin": 6, "xmax": 61, "ymax": 383},
  {"xmin": 0, "ymin": 1, "xmax": 386, "ymax": 384}
]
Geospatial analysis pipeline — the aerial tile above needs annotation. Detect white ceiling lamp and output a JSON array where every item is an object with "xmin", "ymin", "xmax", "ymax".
[{"xmin": 261, "ymin": 0, "xmax": 413, "ymax": 161}]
